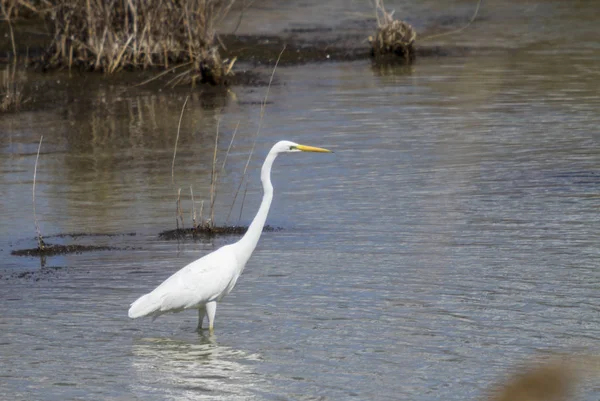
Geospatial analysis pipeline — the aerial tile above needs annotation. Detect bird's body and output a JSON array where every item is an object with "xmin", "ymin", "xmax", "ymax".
[
  {"xmin": 128, "ymin": 244, "xmax": 238, "ymax": 319},
  {"xmin": 128, "ymin": 140, "xmax": 332, "ymax": 332}
]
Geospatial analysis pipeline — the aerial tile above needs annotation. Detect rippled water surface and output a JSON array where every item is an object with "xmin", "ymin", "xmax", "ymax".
[{"xmin": 1, "ymin": 1, "xmax": 600, "ymax": 400}]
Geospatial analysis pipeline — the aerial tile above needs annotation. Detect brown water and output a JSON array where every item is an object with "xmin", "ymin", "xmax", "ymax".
[{"xmin": 1, "ymin": 1, "xmax": 600, "ymax": 400}]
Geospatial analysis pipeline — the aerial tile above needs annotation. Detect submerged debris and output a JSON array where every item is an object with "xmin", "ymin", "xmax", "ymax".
[
  {"xmin": 159, "ymin": 225, "xmax": 282, "ymax": 240},
  {"xmin": 487, "ymin": 360, "xmax": 576, "ymax": 401},
  {"xmin": 370, "ymin": 0, "xmax": 416, "ymax": 61}
]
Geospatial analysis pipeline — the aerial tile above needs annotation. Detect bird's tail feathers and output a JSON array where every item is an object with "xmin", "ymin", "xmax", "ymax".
[{"xmin": 128, "ymin": 293, "xmax": 161, "ymax": 319}]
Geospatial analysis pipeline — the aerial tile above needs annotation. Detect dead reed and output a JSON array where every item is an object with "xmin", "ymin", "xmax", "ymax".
[
  {"xmin": 370, "ymin": 0, "xmax": 416, "ymax": 61},
  {"xmin": 209, "ymin": 116, "xmax": 221, "ymax": 226},
  {"xmin": 0, "ymin": 65, "xmax": 26, "ymax": 112},
  {"xmin": 41, "ymin": 0, "xmax": 236, "ymax": 84},
  {"xmin": 1, "ymin": 0, "xmax": 27, "ymax": 112},
  {"xmin": 420, "ymin": 0, "xmax": 483, "ymax": 42},
  {"xmin": 176, "ymin": 187, "xmax": 184, "ymax": 230},
  {"xmin": 172, "ymin": 95, "xmax": 190, "ymax": 185},
  {"xmin": 33, "ymin": 135, "xmax": 45, "ymax": 250},
  {"xmin": 225, "ymin": 45, "xmax": 285, "ymax": 225},
  {"xmin": 1, "ymin": 0, "xmax": 18, "ymax": 59},
  {"xmin": 165, "ymin": 47, "xmax": 284, "ymax": 239}
]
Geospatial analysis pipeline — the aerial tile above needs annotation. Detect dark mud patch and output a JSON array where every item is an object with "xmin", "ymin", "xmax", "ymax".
[
  {"xmin": 11, "ymin": 244, "xmax": 118, "ymax": 257},
  {"xmin": 0, "ymin": 266, "xmax": 67, "ymax": 281},
  {"xmin": 222, "ymin": 34, "xmax": 484, "ymax": 68},
  {"xmin": 159, "ymin": 225, "xmax": 282, "ymax": 240},
  {"xmin": 11, "ymin": 232, "xmax": 137, "ymax": 256},
  {"xmin": 222, "ymin": 34, "xmax": 370, "ymax": 66},
  {"xmin": 46, "ymin": 232, "xmax": 137, "ymax": 239},
  {"xmin": 222, "ymin": 69, "xmax": 273, "ymax": 87}
]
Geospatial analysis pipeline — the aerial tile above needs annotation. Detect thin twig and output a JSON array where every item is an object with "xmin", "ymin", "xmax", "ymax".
[
  {"xmin": 219, "ymin": 121, "xmax": 239, "ymax": 178},
  {"xmin": 176, "ymin": 187, "xmax": 184, "ymax": 230},
  {"xmin": 232, "ymin": 0, "xmax": 256, "ymax": 35},
  {"xmin": 16, "ymin": 0, "xmax": 38, "ymax": 13},
  {"xmin": 199, "ymin": 200, "xmax": 204, "ymax": 227},
  {"xmin": 226, "ymin": 45, "xmax": 286, "ymax": 224},
  {"xmin": 108, "ymin": 34, "xmax": 134, "ymax": 74},
  {"xmin": 176, "ymin": 188, "xmax": 180, "ymax": 230},
  {"xmin": 421, "ymin": 0, "xmax": 482, "ymax": 42},
  {"xmin": 224, "ymin": 56, "xmax": 237, "ymax": 76},
  {"xmin": 166, "ymin": 69, "xmax": 191, "ymax": 88},
  {"xmin": 172, "ymin": 95, "xmax": 189, "ymax": 185},
  {"xmin": 209, "ymin": 117, "xmax": 221, "ymax": 227},
  {"xmin": 33, "ymin": 135, "xmax": 44, "ymax": 250},
  {"xmin": 1, "ymin": 1, "xmax": 17, "ymax": 73},
  {"xmin": 190, "ymin": 185, "xmax": 197, "ymax": 230},
  {"xmin": 237, "ymin": 180, "xmax": 249, "ymax": 225},
  {"xmin": 205, "ymin": 119, "xmax": 239, "ymax": 226},
  {"xmin": 134, "ymin": 62, "xmax": 193, "ymax": 87},
  {"xmin": 7, "ymin": 18, "xmax": 17, "ymax": 62}
]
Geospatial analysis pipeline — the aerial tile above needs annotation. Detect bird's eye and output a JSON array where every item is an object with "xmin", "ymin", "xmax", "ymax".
[{"xmin": 289, "ymin": 145, "xmax": 296, "ymax": 150}]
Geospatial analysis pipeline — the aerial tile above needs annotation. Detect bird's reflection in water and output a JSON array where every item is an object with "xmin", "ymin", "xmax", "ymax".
[{"xmin": 131, "ymin": 335, "xmax": 265, "ymax": 400}]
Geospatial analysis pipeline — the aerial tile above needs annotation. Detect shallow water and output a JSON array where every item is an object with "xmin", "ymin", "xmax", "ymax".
[{"xmin": 1, "ymin": 1, "xmax": 600, "ymax": 400}]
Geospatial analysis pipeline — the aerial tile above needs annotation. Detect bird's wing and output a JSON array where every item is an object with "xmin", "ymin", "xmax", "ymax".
[{"xmin": 138, "ymin": 245, "xmax": 239, "ymax": 315}]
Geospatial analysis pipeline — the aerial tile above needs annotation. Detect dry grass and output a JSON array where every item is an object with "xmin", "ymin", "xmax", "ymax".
[
  {"xmin": 167, "ymin": 48, "xmax": 284, "ymax": 237},
  {"xmin": 1, "ymin": 0, "xmax": 19, "ymax": 59},
  {"xmin": 40, "ymin": 0, "xmax": 236, "ymax": 84},
  {"xmin": 370, "ymin": 0, "xmax": 416, "ymax": 60},
  {"xmin": 1, "ymin": 0, "xmax": 27, "ymax": 112},
  {"xmin": 1, "ymin": 65, "xmax": 26, "ymax": 112},
  {"xmin": 182, "ymin": 116, "xmax": 232, "ymax": 233}
]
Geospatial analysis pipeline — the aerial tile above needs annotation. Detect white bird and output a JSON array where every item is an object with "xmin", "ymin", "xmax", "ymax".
[{"xmin": 128, "ymin": 140, "xmax": 332, "ymax": 332}]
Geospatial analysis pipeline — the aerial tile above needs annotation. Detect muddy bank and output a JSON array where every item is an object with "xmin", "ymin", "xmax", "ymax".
[
  {"xmin": 216, "ymin": 32, "xmax": 478, "ymax": 86},
  {"xmin": 222, "ymin": 33, "xmax": 475, "ymax": 67},
  {"xmin": 11, "ymin": 232, "xmax": 136, "ymax": 257},
  {"xmin": 0, "ymin": 265, "xmax": 67, "ymax": 281},
  {"xmin": 10, "ymin": 226, "xmax": 282, "ymax": 257},
  {"xmin": 11, "ymin": 244, "xmax": 117, "ymax": 257},
  {"xmin": 0, "ymin": 16, "xmax": 482, "ymax": 73},
  {"xmin": 159, "ymin": 225, "xmax": 282, "ymax": 240}
]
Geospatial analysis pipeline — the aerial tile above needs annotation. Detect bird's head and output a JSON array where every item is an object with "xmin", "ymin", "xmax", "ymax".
[{"xmin": 271, "ymin": 140, "xmax": 333, "ymax": 154}]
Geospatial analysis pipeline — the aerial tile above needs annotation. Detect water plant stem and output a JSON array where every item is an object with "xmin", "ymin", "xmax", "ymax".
[
  {"xmin": 172, "ymin": 96, "xmax": 189, "ymax": 185},
  {"xmin": 420, "ymin": 0, "xmax": 482, "ymax": 42},
  {"xmin": 33, "ymin": 135, "xmax": 45, "ymax": 250},
  {"xmin": 226, "ymin": 45, "xmax": 286, "ymax": 224}
]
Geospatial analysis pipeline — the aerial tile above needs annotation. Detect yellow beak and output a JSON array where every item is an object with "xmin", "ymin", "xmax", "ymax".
[{"xmin": 295, "ymin": 144, "xmax": 333, "ymax": 153}]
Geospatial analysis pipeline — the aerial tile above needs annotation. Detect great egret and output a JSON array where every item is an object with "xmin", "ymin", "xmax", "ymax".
[{"xmin": 128, "ymin": 140, "xmax": 332, "ymax": 332}]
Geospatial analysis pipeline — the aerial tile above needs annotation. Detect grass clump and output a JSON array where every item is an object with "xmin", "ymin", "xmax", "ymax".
[
  {"xmin": 164, "ymin": 49, "xmax": 285, "ymax": 241},
  {"xmin": 1, "ymin": 65, "xmax": 26, "ymax": 112},
  {"xmin": 40, "ymin": 0, "xmax": 236, "ymax": 84},
  {"xmin": 1, "ymin": 0, "xmax": 27, "ymax": 112},
  {"xmin": 370, "ymin": 0, "xmax": 416, "ymax": 61}
]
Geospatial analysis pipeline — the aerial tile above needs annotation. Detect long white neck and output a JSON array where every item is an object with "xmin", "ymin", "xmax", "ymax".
[{"xmin": 234, "ymin": 150, "xmax": 277, "ymax": 264}]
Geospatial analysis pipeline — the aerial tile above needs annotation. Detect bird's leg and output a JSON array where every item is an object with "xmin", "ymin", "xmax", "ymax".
[
  {"xmin": 196, "ymin": 305, "xmax": 206, "ymax": 332},
  {"xmin": 205, "ymin": 301, "xmax": 217, "ymax": 334}
]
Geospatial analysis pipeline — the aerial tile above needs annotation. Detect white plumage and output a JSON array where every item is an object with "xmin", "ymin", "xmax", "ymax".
[
  {"xmin": 128, "ymin": 140, "xmax": 332, "ymax": 332},
  {"xmin": 128, "ymin": 245, "xmax": 238, "ymax": 319}
]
